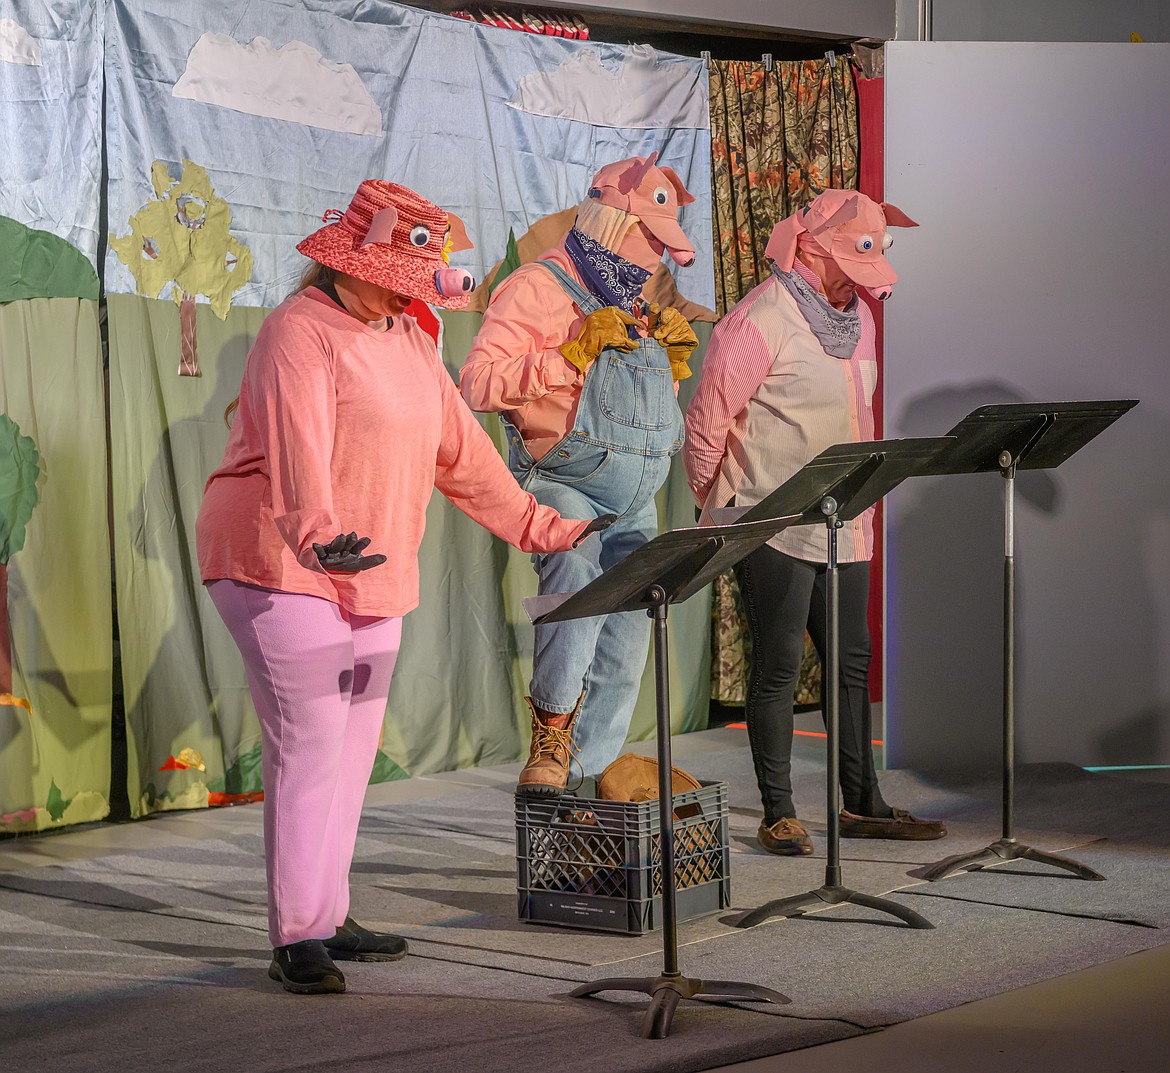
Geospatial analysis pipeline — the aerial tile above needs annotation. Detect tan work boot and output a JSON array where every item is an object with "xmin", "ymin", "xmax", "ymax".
[{"xmin": 516, "ymin": 696, "xmax": 582, "ymax": 796}]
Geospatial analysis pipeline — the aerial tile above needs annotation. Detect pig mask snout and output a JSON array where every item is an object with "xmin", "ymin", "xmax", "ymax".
[{"xmin": 434, "ymin": 267, "xmax": 475, "ymax": 296}]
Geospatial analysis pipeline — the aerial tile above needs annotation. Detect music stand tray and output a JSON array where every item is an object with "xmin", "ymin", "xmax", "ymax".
[
  {"xmin": 725, "ymin": 438, "xmax": 954, "ymax": 932},
  {"xmin": 918, "ymin": 401, "xmax": 1137, "ymax": 883},
  {"xmin": 525, "ymin": 515, "xmax": 798, "ymax": 1039}
]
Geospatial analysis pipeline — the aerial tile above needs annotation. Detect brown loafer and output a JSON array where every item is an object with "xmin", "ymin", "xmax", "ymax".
[
  {"xmin": 757, "ymin": 817, "xmax": 814, "ymax": 856},
  {"xmin": 839, "ymin": 806, "xmax": 947, "ymax": 841}
]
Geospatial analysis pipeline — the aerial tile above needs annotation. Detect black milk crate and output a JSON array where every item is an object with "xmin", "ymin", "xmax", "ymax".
[{"xmin": 515, "ymin": 780, "xmax": 731, "ymax": 935}]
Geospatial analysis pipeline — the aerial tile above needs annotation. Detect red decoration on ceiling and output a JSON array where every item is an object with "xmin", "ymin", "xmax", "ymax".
[{"xmin": 449, "ymin": 8, "xmax": 590, "ymax": 38}]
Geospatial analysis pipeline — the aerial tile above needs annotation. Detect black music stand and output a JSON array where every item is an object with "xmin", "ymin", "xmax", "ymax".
[
  {"xmin": 726, "ymin": 438, "xmax": 954, "ymax": 931},
  {"xmin": 524, "ymin": 515, "xmax": 802, "ymax": 1039},
  {"xmin": 919, "ymin": 400, "xmax": 1137, "ymax": 883}
]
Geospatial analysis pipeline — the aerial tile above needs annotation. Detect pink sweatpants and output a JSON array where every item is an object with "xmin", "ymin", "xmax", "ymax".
[{"xmin": 207, "ymin": 580, "xmax": 403, "ymax": 947}]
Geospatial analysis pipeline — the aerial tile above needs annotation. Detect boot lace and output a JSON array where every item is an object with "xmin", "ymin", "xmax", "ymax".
[{"xmin": 530, "ymin": 722, "xmax": 584, "ymax": 792}]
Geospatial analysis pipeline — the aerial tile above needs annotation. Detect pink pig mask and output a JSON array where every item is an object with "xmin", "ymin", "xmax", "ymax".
[
  {"xmin": 586, "ymin": 152, "xmax": 697, "ymax": 272},
  {"xmin": 765, "ymin": 189, "xmax": 918, "ymax": 301}
]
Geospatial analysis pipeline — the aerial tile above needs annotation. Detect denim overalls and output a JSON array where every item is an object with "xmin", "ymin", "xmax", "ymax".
[{"xmin": 502, "ymin": 259, "xmax": 684, "ymax": 777}]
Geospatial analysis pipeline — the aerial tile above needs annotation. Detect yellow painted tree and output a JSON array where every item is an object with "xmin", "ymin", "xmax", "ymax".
[{"xmin": 111, "ymin": 159, "xmax": 254, "ymax": 376}]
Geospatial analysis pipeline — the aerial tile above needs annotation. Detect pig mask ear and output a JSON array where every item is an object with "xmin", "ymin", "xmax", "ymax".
[
  {"xmin": 881, "ymin": 202, "xmax": 919, "ymax": 228},
  {"xmin": 657, "ymin": 165, "xmax": 696, "ymax": 206},
  {"xmin": 764, "ymin": 213, "xmax": 808, "ymax": 271},
  {"xmin": 616, "ymin": 152, "xmax": 659, "ymax": 195},
  {"xmin": 361, "ymin": 205, "xmax": 399, "ymax": 247},
  {"xmin": 444, "ymin": 211, "xmax": 473, "ymax": 252}
]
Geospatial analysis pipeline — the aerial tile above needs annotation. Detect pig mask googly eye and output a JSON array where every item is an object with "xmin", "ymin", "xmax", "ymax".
[
  {"xmin": 856, "ymin": 234, "xmax": 876, "ymax": 253},
  {"xmin": 652, "ymin": 185, "xmax": 670, "ymax": 207},
  {"xmin": 409, "ymin": 224, "xmax": 431, "ymax": 247},
  {"xmin": 882, "ymin": 233, "xmax": 894, "ymax": 250}
]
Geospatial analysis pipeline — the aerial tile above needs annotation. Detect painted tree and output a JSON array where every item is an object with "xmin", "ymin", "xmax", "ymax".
[
  {"xmin": 110, "ymin": 159, "xmax": 254, "ymax": 376},
  {"xmin": 0, "ymin": 214, "xmax": 99, "ymax": 302},
  {"xmin": 0, "ymin": 414, "xmax": 40, "ymax": 709}
]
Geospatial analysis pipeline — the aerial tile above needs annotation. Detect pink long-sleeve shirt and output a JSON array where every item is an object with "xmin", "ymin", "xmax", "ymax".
[{"xmin": 196, "ymin": 287, "xmax": 586, "ymax": 617}]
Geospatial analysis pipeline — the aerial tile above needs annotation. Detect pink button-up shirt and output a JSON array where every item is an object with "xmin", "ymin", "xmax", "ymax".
[{"xmin": 683, "ymin": 260, "xmax": 877, "ymax": 563}]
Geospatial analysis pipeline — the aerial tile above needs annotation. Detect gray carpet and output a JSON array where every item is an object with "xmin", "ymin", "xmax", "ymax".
[{"xmin": 1, "ymin": 731, "xmax": 1166, "ymax": 1072}]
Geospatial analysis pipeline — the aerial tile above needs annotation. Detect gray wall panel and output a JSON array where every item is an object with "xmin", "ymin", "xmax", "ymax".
[
  {"xmin": 884, "ymin": 41, "xmax": 1170, "ymax": 770},
  {"xmin": 895, "ymin": 0, "xmax": 1169, "ymax": 42}
]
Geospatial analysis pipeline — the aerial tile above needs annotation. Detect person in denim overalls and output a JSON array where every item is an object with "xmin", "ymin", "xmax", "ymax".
[{"xmin": 461, "ymin": 153, "xmax": 699, "ymax": 794}]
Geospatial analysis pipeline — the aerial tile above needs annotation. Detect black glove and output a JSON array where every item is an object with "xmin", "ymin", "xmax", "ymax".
[
  {"xmin": 572, "ymin": 513, "xmax": 619, "ymax": 548},
  {"xmin": 313, "ymin": 532, "xmax": 387, "ymax": 573}
]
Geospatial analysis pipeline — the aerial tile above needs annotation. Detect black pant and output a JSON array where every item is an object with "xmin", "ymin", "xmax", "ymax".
[{"xmin": 734, "ymin": 544, "xmax": 888, "ymax": 824}]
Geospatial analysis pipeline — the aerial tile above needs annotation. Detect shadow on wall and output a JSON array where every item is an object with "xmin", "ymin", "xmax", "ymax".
[
  {"xmin": 888, "ymin": 382, "xmax": 1049, "ymax": 771},
  {"xmin": 122, "ymin": 328, "xmax": 255, "ymax": 814},
  {"xmin": 889, "ymin": 380, "xmax": 1169, "ymax": 770}
]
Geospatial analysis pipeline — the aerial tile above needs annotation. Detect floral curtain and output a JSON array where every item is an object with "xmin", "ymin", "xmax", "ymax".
[
  {"xmin": 711, "ymin": 57, "xmax": 859, "ymax": 317},
  {"xmin": 707, "ymin": 56, "xmax": 860, "ymax": 704}
]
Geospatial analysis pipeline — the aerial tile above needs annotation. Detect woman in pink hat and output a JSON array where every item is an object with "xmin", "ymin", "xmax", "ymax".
[{"xmin": 196, "ymin": 180, "xmax": 611, "ymax": 995}]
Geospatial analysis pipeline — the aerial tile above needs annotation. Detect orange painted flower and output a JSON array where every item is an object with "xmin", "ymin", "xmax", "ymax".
[
  {"xmin": 208, "ymin": 790, "xmax": 264, "ymax": 807},
  {"xmin": 160, "ymin": 746, "xmax": 206, "ymax": 772}
]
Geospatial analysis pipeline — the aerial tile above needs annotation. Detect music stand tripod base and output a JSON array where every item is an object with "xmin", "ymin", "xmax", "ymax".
[
  {"xmin": 570, "ymin": 972, "xmax": 791, "ymax": 1041},
  {"xmin": 737, "ymin": 883, "xmax": 933, "ymax": 930},
  {"xmin": 921, "ymin": 837, "xmax": 1105, "ymax": 883}
]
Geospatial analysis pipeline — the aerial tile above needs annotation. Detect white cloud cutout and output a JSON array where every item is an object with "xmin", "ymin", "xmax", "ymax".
[
  {"xmin": 0, "ymin": 18, "xmax": 42, "ymax": 66},
  {"xmin": 172, "ymin": 33, "xmax": 382, "ymax": 136},
  {"xmin": 507, "ymin": 45, "xmax": 707, "ymax": 130}
]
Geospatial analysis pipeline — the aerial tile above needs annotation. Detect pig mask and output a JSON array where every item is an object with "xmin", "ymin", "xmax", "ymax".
[
  {"xmin": 583, "ymin": 152, "xmax": 697, "ymax": 273},
  {"xmin": 765, "ymin": 189, "xmax": 917, "ymax": 301}
]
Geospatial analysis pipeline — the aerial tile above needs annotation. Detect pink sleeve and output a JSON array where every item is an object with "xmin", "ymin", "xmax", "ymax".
[
  {"xmin": 435, "ymin": 358, "xmax": 587, "ymax": 552},
  {"xmin": 246, "ymin": 320, "xmax": 342, "ymax": 569},
  {"xmin": 459, "ymin": 266, "xmax": 582, "ymax": 412},
  {"xmin": 683, "ymin": 314, "xmax": 774, "ymax": 505}
]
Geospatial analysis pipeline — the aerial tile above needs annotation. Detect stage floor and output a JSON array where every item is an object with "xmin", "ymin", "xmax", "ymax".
[{"xmin": 2, "ymin": 726, "xmax": 1168, "ymax": 1072}]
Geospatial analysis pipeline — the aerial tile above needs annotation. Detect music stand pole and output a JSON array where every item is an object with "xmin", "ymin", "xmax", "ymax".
[
  {"xmin": 736, "ymin": 496, "xmax": 933, "ymax": 930},
  {"xmin": 529, "ymin": 518, "xmax": 802, "ymax": 1038},
  {"xmin": 921, "ymin": 445, "xmax": 1105, "ymax": 882},
  {"xmin": 917, "ymin": 400, "xmax": 1139, "ymax": 883},
  {"xmin": 570, "ymin": 583, "xmax": 790, "ymax": 1036}
]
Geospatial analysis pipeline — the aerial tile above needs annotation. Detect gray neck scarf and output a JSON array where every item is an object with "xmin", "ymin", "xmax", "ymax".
[{"xmin": 772, "ymin": 264, "xmax": 861, "ymax": 359}]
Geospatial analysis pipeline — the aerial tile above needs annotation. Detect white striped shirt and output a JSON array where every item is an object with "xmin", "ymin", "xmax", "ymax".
[{"xmin": 683, "ymin": 260, "xmax": 877, "ymax": 563}]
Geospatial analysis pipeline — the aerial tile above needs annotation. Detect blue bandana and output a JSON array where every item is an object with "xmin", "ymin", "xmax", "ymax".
[{"xmin": 563, "ymin": 226, "xmax": 652, "ymax": 317}]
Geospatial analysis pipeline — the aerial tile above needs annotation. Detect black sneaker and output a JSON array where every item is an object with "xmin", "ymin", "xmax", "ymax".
[
  {"xmin": 268, "ymin": 939, "xmax": 346, "ymax": 994},
  {"xmin": 324, "ymin": 917, "xmax": 409, "ymax": 962}
]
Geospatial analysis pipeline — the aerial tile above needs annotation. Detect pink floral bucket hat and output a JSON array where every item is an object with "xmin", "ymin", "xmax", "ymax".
[{"xmin": 297, "ymin": 180, "xmax": 475, "ymax": 309}]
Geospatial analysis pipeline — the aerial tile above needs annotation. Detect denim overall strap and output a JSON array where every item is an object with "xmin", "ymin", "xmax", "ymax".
[
  {"xmin": 537, "ymin": 259, "xmax": 605, "ymax": 316},
  {"xmin": 536, "ymin": 259, "xmax": 678, "ymax": 450}
]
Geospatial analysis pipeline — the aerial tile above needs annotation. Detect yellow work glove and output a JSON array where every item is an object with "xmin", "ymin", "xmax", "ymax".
[
  {"xmin": 652, "ymin": 306, "xmax": 698, "ymax": 381},
  {"xmin": 559, "ymin": 306, "xmax": 638, "ymax": 375}
]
